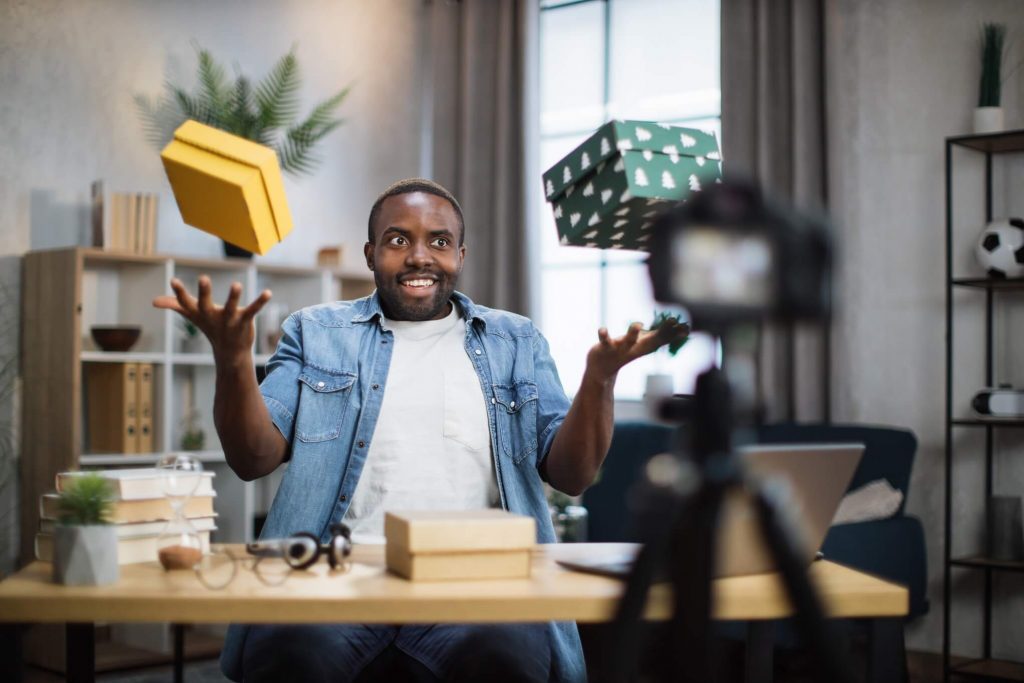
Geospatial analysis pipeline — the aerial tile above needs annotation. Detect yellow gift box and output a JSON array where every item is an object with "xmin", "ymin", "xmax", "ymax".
[{"xmin": 161, "ymin": 120, "xmax": 293, "ymax": 255}]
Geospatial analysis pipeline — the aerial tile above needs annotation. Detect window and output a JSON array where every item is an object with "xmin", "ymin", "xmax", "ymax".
[{"xmin": 535, "ymin": 0, "xmax": 722, "ymax": 399}]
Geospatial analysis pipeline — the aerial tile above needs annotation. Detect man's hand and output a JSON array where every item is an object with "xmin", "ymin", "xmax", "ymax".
[
  {"xmin": 153, "ymin": 276, "xmax": 272, "ymax": 364},
  {"xmin": 586, "ymin": 318, "xmax": 691, "ymax": 382}
]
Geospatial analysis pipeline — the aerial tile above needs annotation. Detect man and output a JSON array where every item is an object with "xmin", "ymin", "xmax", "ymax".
[{"xmin": 154, "ymin": 178, "xmax": 688, "ymax": 682}]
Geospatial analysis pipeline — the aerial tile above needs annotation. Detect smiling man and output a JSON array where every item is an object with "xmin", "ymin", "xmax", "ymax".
[{"xmin": 154, "ymin": 178, "xmax": 688, "ymax": 683}]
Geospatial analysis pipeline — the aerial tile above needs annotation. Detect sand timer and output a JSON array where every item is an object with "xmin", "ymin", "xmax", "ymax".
[{"xmin": 156, "ymin": 452, "xmax": 204, "ymax": 570}]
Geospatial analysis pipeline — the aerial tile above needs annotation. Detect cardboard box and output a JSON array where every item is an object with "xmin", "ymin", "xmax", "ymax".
[
  {"xmin": 161, "ymin": 120, "xmax": 293, "ymax": 255},
  {"xmin": 542, "ymin": 120, "xmax": 721, "ymax": 251},
  {"xmin": 384, "ymin": 509, "xmax": 536, "ymax": 581}
]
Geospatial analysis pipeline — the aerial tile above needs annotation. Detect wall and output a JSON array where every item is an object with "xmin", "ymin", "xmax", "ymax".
[
  {"xmin": 828, "ymin": 0, "xmax": 1024, "ymax": 658},
  {"xmin": 0, "ymin": 0, "xmax": 426, "ymax": 572}
]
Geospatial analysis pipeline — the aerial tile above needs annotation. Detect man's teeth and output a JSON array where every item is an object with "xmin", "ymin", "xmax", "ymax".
[{"xmin": 403, "ymin": 279, "xmax": 436, "ymax": 288}]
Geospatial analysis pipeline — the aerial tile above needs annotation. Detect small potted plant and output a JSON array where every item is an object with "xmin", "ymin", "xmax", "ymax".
[
  {"xmin": 180, "ymin": 408, "xmax": 206, "ymax": 451},
  {"xmin": 178, "ymin": 318, "xmax": 207, "ymax": 354},
  {"xmin": 644, "ymin": 311, "xmax": 690, "ymax": 416},
  {"xmin": 53, "ymin": 473, "xmax": 119, "ymax": 585},
  {"xmin": 974, "ymin": 23, "xmax": 1008, "ymax": 134}
]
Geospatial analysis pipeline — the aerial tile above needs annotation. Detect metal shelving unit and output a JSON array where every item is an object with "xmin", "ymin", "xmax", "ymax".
[{"xmin": 944, "ymin": 129, "xmax": 1024, "ymax": 683}]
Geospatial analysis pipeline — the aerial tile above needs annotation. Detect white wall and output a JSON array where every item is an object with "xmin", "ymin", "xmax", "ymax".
[
  {"xmin": 829, "ymin": 0, "xmax": 1024, "ymax": 658},
  {"xmin": 0, "ymin": 0, "xmax": 426, "ymax": 269}
]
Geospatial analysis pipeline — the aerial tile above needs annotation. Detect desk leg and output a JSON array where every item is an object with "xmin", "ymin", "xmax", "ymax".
[
  {"xmin": 745, "ymin": 621, "xmax": 774, "ymax": 683},
  {"xmin": 66, "ymin": 623, "xmax": 95, "ymax": 683},
  {"xmin": 867, "ymin": 618, "xmax": 904, "ymax": 683},
  {"xmin": 0, "ymin": 623, "xmax": 24, "ymax": 682},
  {"xmin": 173, "ymin": 623, "xmax": 185, "ymax": 683}
]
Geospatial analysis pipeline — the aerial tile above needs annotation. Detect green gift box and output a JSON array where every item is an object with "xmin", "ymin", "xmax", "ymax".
[{"xmin": 543, "ymin": 120, "xmax": 721, "ymax": 251}]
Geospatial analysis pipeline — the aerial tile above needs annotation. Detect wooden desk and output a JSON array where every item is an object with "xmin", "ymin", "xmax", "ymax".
[{"xmin": 0, "ymin": 543, "xmax": 908, "ymax": 682}]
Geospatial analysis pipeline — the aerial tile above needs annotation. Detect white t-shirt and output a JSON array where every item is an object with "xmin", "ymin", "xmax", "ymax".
[{"xmin": 342, "ymin": 305, "xmax": 499, "ymax": 542}]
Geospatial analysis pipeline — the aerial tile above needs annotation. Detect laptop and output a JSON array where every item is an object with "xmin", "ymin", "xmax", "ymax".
[{"xmin": 557, "ymin": 443, "xmax": 864, "ymax": 579}]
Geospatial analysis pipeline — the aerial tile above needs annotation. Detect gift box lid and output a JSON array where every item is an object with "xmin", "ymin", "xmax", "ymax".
[
  {"xmin": 384, "ymin": 509, "xmax": 536, "ymax": 554},
  {"xmin": 160, "ymin": 120, "xmax": 294, "ymax": 255},
  {"xmin": 543, "ymin": 119, "xmax": 720, "ymax": 203}
]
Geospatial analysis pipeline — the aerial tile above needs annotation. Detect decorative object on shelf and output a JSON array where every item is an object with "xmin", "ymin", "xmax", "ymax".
[
  {"xmin": 179, "ymin": 409, "xmax": 205, "ymax": 452},
  {"xmin": 91, "ymin": 181, "xmax": 158, "ymax": 254},
  {"xmin": 177, "ymin": 318, "xmax": 206, "ymax": 354},
  {"xmin": 990, "ymin": 495, "xmax": 1024, "ymax": 561},
  {"xmin": 973, "ymin": 23, "xmax": 1008, "ymax": 134},
  {"xmin": 974, "ymin": 217, "xmax": 1024, "ymax": 278},
  {"xmin": 89, "ymin": 325, "xmax": 142, "ymax": 352},
  {"xmin": 155, "ymin": 453, "xmax": 205, "ymax": 570},
  {"xmin": 991, "ymin": 497, "xmax": 1024, "ymax": 561},
  {"xmin": 260, "ymin": 302, "xmax": 290, "ymax": 354},
  {"xmin": 317, "ymin": 245, "xmax": 345, "ymax": 268},
  {"xmin": 971, "ymin": 385, "xmax": 1024, "ymax": 417},
  {"xmin": 52, "ymin": 473, "xmax": 118, "ymax": 585},
  {"xmin": 543, "ymin": 120, "xmax": 721, "ymax": 251},
  {"xmin": 137, "ymin": 46, "xmax": 350, "ymax": 258},
  {"xmin": 643, "ymin": 311, "xmax": 692, "ymax": 419},
  {"xmin": 548, "ymin": 488, "xmax": 588, "ymax": 543}
]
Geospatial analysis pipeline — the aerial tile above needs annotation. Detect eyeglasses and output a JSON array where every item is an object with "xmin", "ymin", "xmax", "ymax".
[{"xmin": 194, "ymin": 523, "xmax": 353, "ymax": 590}]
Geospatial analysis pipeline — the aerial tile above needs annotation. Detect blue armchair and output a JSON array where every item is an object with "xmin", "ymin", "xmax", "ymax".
[{"xmin": 581, "ymin": 421, "xmax": 929, "ymax": 678}]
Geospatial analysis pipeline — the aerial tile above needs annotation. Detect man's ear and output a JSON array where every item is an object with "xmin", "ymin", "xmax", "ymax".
[{"xmin": 363, "ymin": 242, "xmax": 374, "ymax": 271}]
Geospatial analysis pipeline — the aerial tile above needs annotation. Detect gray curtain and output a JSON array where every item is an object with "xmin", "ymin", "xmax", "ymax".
[
  {"xmin": 424, "ymin": 0, "xmax": 537, "ymax": 315},
  {"xmin": 721, "ymin": 0, "xmax": 830, "ymax": 422}
]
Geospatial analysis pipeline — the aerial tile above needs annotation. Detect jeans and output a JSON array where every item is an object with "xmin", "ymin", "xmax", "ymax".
[{"xmin": 241, "ymin": 623, "xmax": 552, "ymax": 683}]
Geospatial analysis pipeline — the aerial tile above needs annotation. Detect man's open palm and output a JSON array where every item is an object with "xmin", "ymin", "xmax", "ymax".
[
  {"xmin": 153, "ymin": 276, "xmax": 272, "ymax": 361},
  {"xmin": 587, "ymin": 319, "xmax": 691, "ymax": 381}
]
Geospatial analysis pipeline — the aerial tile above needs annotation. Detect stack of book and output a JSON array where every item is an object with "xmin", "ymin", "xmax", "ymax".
[
  {"xmin": 91, "ymin": 180, "xmax": 159, "ymax": 254},
  {"xmin": 84, "ymin": 362, "xmax": 155, "ymax": 454},
  {"xmin": 35, "ymin": 468, "xmax": 217, "ymax": 565},
  {"xmin": 384, "ymin": 509, "xmax": 536, "ymax": 581}
]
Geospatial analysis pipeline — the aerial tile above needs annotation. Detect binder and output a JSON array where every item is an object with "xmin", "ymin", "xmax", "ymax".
[
  {"xmin": 85, "ymin": 362, "xmax": 139, "ymax": 453},
  {"xmin": 136, "ymin": 363, "xmax": 154, "ymax": 453}
]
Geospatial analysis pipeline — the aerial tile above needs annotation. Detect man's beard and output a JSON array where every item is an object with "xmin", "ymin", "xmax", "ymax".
[{"xmin": 375, "ymin": 271, "xmax": 458, "ymax": 321}]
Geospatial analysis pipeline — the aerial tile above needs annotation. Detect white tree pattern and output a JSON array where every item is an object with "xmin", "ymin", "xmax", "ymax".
[
  {"xmin": 661, "ymin": 171, "xmax": 675, "ymax": 189},
  {"xmin": 634, "ymin": 168, "xmax": 649, "ymax": 187}
]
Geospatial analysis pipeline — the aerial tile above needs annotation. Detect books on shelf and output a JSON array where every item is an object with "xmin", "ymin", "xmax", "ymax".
[
  {"xmin": 84, "ymin": 362, "xmax": 155, "ymax": 454},
  {"xmin": 35, "ymin": 529, "xmax": 212, "ymax": 565},
  {"xmin": 56, "ymin": 467, "xmax": 215, "ymax": 500},
  {"xmin": 91, "ymin": 180, "xmax": 158, "ymax": 254},
  {"xmin": 39, "ymin": 515, "xmax": 217, "ymax": 538},
  {"xmin": 39, "ymin": 492, "xmax": 216, "ymax": 524}
]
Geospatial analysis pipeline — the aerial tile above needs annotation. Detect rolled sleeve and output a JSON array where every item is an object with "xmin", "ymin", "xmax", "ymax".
[
  {"xmin": 531, "ymin": 325, "xmax": 570, "ymax": 471},
  {"xmin": 258, "ymin": 312, "xmax": 304, "ymax": 445}
]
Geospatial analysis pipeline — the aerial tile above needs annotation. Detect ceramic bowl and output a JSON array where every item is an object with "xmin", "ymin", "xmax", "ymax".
[{"xmin": 90, "ymin": 325, "xmax": 142, "ymax": 352}]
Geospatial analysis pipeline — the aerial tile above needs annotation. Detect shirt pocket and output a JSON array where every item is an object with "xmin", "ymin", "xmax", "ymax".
[
  {"xmin": 492, "ymin": 381, "xmax": 539, "ymax": 465},
  {"xmin": 295, "ymin": 366, "xmax": 358, "ymax": 443}
]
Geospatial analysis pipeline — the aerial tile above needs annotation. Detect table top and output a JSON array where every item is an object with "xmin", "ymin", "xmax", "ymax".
[{"xmin": 0, "ymin": 543, "xmax": 908, "ymax": 624}]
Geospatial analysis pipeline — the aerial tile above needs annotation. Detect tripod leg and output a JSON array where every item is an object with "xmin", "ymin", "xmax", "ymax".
[
  {"xmin": 867, "ymin": 618, "xmax": 904, "ymax": 683},
  {"xmin": 744, "ymin": 621, "xmax": 774, "ymax": 683}
]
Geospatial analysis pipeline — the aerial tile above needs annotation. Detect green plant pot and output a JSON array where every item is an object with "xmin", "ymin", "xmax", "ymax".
[{"xmin": 53, "ymin": 525, "xmax": 119, "ymax": 586}]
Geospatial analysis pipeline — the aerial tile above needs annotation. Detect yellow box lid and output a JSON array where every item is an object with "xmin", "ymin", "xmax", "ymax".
[{"xmin": 161, "ymin": 120, "xmax": 294, "ymax": 254}]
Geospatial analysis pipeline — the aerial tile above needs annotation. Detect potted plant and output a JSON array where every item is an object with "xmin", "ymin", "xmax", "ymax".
[
  {"xmin": 180, "ymin": 408, "xmax": 206, "ymax": 452},
  {"xmin": 53, "ymin": 473, "xmax": 118, "ymax": 585},
  {"xmin": 136, "ymin": 46, "xmax": 349, "ymax": 257},
  {"xmin": 644, "ymin": 311, "xmax": 690, "ymax": 417},
  {"xmin": 178, "ymin": 318, "xmax": 207, "ymax": 354},
  {"xmin": 974, "ymin": 23, "xmax": 1008, "ymax": 134}
]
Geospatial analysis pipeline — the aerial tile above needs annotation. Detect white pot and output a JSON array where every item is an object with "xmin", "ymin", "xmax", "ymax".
[
  {"xmin": 973, "ymin": 106, "xmax": 1005, "ymax": 134},
  {"xmin": 53, "ymin": 525, "xmax": 119, "ymax": 585},
  {"xmin": 643, "ymin": 373, "xmax": 674, "ymax": 420}
]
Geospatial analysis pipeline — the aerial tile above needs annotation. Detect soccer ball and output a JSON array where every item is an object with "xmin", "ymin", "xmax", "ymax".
[{"xmin": 976, "ymin": 217, "xmax": 1024, "ymax": 279}]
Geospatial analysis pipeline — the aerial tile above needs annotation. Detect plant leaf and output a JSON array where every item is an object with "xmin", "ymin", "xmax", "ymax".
[{"xmin": 256, "ymin": 49, "xmax": 301, "ymax": 133}]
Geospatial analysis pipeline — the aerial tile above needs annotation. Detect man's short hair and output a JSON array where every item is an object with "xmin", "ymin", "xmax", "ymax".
[{"xmin": 367, "ymin": 178, "xmax": 465, "ymax": 245}]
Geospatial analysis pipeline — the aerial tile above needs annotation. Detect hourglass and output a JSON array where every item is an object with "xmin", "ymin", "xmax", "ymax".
[{"xmin": 156, "ymin": 453, "xmax": 205, "ymax": 570}]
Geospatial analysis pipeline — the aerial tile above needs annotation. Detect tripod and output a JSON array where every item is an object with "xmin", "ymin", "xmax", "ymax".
[{"xmin": 602, "ymin": 331, "xmax": 855, "ymax": 683}]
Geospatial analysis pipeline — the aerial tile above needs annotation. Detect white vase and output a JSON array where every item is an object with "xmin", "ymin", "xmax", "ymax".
[
  {"xmin": 53, "ymin": 525, "xmax": 119, "ymax": 585},
  {"xmin": 643, "ymin": 373, "xmax": 674, "ymax": 421},
  {"xmin": 973, "ymin": 106, "xmax": 1005, "ymax": 134}
]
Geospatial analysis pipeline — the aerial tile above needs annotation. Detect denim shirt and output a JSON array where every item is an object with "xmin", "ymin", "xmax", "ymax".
[{"xmin": 220, "ymin": 291, "xmax": 586, "ymax": 683}]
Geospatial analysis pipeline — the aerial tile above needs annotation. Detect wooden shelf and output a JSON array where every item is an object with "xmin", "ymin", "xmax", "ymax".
[
  {"xmin": 948, "ymin": 129, "xmax": 1024, "ymax": 154},
  {"xmin": 80, "ymin": 450, "xmax": 226, "ymax": 466},
  {"xmin": 81, "ymin": 351, "xmax": 165, "ymax": 363},
  {"xmin": 951, "ymin": 657, "xmax": 1024, "ymax": 682},
  {"xmin": 952, "ymin": 418, "xmax": 1024, "ymax": 428},
  {"xmin": 952, "ymin": 277, "xmax": 1024, "ymax": 291},
  {"xmin": 950, "ymin": 555, "xmax": 1024, "ymax": 573}
]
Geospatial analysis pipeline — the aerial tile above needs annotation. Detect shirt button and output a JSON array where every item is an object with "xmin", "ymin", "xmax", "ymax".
[
  {"xmin": 382, "ymin": 340, "xmax": 388, "ymax": 345},
  {"xmin": 510, "ymin": 401, "xmax": 515, "ymax": 408},
  {"xmin": 340, "ymin": 493, "xmax": 348, "ymax": 502},
  {"xmin": 475, "ymin": 349, "xmax": 482, "ymax": 355},
  {"xmin": 317, "ymin": 381, "xmax": 325, "ymax": 388},
  {"xmin": 372, "ymin": 384, "xmax": 380, "ymax": 390},
  {"xmin": 358, "ymin": 440, "xmax": 365, "ymax": 448},
  {"xmin": 491, "ymin": 398, "xmax": 496, "ymax": 404}
]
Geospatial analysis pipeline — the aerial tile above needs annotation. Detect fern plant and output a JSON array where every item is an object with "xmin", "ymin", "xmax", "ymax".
[
  {"xmin": 136, "ymin": 45, "xmax": 349, "ymax": 176},
  {"xmin": 650, "ymin": 311, "xmax": 690, "ymax": 356},
  {"xmin": 57, "ymin": 474, "xmax": 114, "ymax": 526}
]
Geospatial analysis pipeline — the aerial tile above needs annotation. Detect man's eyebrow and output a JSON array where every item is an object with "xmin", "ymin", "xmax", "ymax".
[{"xmin": 381, "ymin": 226, "xmax": 455, "ymax": 237}]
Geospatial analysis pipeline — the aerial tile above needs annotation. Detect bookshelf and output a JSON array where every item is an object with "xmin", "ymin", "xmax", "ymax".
[{"xmin": 18, "ymin": 246, "xmax": 374, "ymax": 565}]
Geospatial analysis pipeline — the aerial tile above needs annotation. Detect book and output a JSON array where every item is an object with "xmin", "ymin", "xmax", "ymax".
[
  {"xmin": 35, "ymin": 529, "xmax": 211, "ymax": 565},
  {"xmin": 84, "ymin": 363, "xmax": 139, "ymax": 453},
  {"xmin": 385, "ymin": 545, "xmax": 531, "ymax": 581},
  {"xmin": 56, "ymin": 468, "xmax": 215, "ymax": 500},
  {"xmin": 384, "ymin": 509, "xmax": 536, "ymax": 553},
  {"xmin": 39, "ymin": 515, "xmax": 217, "ymax": 538},
  {"xmin": 90, "ymin": 181, "xmax": 159, "ymax": 254},
  {"xmin": 136, "ymin": 364, "xmax": 155, "ymax": 453},
  {"xmin": 40, "ymin": 493, "xmax": 215, "ymax": 523}
]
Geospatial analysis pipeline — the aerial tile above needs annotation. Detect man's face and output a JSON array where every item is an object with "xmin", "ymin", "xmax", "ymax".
[{"xmin": 364, "ymin": 192, "xmax": 465, "ymax": 321}]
